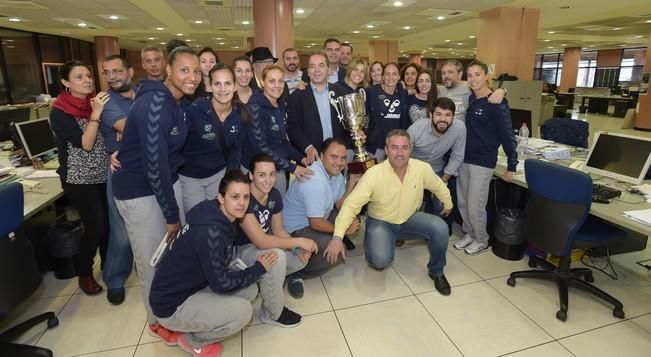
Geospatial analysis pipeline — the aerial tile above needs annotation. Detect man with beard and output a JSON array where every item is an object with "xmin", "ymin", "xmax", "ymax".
[
  {"xmin": 339, "ymin": 43, "xmax": 353, "ymax": 67},
  {"xmin": 282, "ymin": 48, "xmax": 304, "ymax": 94},
  {"xmin": 437, "ymin": 59, "xmax": 505, "ymax": 122},
  {"xmin": 408, "ymin": 97, "xmax": 465, "ymax": 231},
  {"xmin": 98, "ymin": 55, "xmax": 136, "ymax": 305}
]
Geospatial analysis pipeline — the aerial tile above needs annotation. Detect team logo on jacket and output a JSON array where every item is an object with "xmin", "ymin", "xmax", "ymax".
[
  {"xmin": 202, "ymin": 124, "xmax": 215, "ymax": 140},
  {"xmin": 170, "ymin": 126, "xmax": 180, "ymax": 135},
  {"xmin": 229, "ymin": 125, "xmax": 237, "ymax": 133},
  {"xmin": 204, "ymin": 124, "xmax": 212, "ymax": 132},
  {"xmin": 384, "ymin": 99, "xmax": 401, "ymax": 113},
  {"xmin": 270, "ymin": 116, "xmax": 280, "ymax": 131},
  {"xmin": 268, "ymin": 200, "xmax": 275, "ymax": 210}
]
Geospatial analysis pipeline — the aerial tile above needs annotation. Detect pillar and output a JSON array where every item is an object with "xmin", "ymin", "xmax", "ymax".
[
  {"xmin": 635, "ymin": 33, "xmax": 651, "ymax": 130},
  {"xmin": 246, "ymin": 37, "xmax": 254, "ymax": 51},
  {"xmin": 408, "ymin": 53, "xmax": 422, "ymax": 66},
  {"xmin": 368, "ymin": 40, "xmax": 398, "ymax": 64},
  {"xmin": 476, "ymin": 7, "xmax": 539, "ymax": 80},
  {"xmin": 559, "ymin": 47, "xmax": 580, "ymax": 92},
  {"xmin": 252, "ymin": 0, "xmax": 293, "ymax": 58},
  {"xmin": 94, "ymin": 36, "xmax": 120, "ymax": 91}
]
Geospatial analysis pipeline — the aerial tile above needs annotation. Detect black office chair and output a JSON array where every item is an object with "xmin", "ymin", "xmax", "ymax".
[
  {"xmin": 507, "ymin": 160, "xmax": 626, "ymax": 322},
  {"xmin": 540, "ymin": 117, "xmax": 589, "ymax": 148},
  {"xmin": 0, "ymin": 183, "xmax": 58, "ymax": 356}
]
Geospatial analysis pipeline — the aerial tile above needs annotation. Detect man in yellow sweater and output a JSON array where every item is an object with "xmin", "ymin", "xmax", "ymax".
[{"xmin": 325, "ymin": 129, "xmax": 454, "ymax": 295}]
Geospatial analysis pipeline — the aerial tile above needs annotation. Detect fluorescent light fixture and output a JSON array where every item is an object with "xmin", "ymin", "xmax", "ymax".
[
  {"xmin": 242, "ymin": 21, "xmax": 250, "ymax": 25},
  {"xmin": 366, "ymin": 25, "xmax": 374, "ymax": 28},
  {"xmin": 176, "ymin": 33, "xmax": 183, "ymax": 36},
  {"xmin": 147, "ymin": 37, "xmax": 155, "ymax": 40},
  {"xmin": 156, "ymin": 27, "xmax": 164, "ymax": 30},
  {"xmin": 393, "ymin": 1, "xmax": 403, "ymax": 7},
  {"xmin": 469, "ymin": 35, "xmax": 475, "ymax": 39},
  {"xmin": 295, "ymin": 9, "xmax": 305, "ymax": 14},
  {"xmin": 194, "ymin": 20, "xmax": 203, "ymax": 24},
  {"xmin": 353, "ymin": 30, "xmax": 360, "ymax": 34},
  {"xmin": 109, "ymin": 15, "xmax": 119, "ymax": 20},
  {"xmin": 437, "ymin": 16, "xmax": 445, "ymax": 20},
  {"xmin": 78, "ymin": 23, "xmax": 87, "ymax": 27},
  {"xmin": 8, "ymin": 17, "xmax": 21, "ymax": 22},
  {"xmin": 403, "ymin": 26, "xmax": 411, "ymax": 30},
  {"xmin": 547, "ymin": 31, "xmax": 556, "ymax": 34}
]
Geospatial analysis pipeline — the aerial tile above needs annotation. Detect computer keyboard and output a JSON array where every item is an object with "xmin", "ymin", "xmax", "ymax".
[{"xmin": 592, "ymin": 184, "xmax": 621, "ymax": 200}]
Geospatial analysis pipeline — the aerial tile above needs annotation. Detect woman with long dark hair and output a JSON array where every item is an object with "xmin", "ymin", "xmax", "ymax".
[
  {"xmin": 369, "ymin": 61, "xmax": 383, "ymax": 87},
  {"xmin": 49, "ymin": 60, "xmax": 110, "ymax": 295},
  {"xmin": 233, "ymin": 56, "xmax": 254, "ymax": 104},
  {"xmin": 179, "ymin": 63, "xmax": 251, "ymax": 212},
  {"xmin": 194, "ymin": 47, "xmax": 219, "ymax": 98},
  {"xmin": 406, "ymin": 69, "xmax": 438, "ymax": 123},
  {"xmin": 400, "ymin": 62, "xmax": 420, "ymax": 95}
]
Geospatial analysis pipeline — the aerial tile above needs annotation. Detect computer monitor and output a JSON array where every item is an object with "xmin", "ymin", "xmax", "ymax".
[
  {"xmin": 584, "ymin": 131, "xmax": 651, "ymax": 184},
  {"xmin": 0, "ymin": 107, "xmax": 31, "ymax": 145},
  {"xmin": 14, "ymin": 118, "xmax": 57, "ymax": 159}
]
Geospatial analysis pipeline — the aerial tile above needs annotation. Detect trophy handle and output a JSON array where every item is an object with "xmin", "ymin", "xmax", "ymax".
[
  {"xmin": 329, "ymin": 91, "xmax": 344, "ymax": 121},
  {"xmin": 359, "ymin": 88, "xmax": 366, "ymax": 102}
]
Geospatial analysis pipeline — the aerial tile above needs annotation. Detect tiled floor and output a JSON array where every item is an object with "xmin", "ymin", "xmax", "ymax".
[
  {"xmin": 3, "ymin": 114, "xmax": 651, "ymax": 356},
  {"xmin": 3, "ymin": 230, "xmax": 651, "ymax": 357}
]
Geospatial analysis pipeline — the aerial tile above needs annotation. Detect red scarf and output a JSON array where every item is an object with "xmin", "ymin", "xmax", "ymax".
[{"xmin": 52, "ymin": 91, "xmax": 94, "ymax": 120}]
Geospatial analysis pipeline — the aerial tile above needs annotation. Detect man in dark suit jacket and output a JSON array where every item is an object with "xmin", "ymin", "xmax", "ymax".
[{"xmin": 288, "ymin": 52, "xmax": 348, "ymax": 164}]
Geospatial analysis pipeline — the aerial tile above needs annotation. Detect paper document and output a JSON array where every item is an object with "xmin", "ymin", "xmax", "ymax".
[
  {"xmin": 24, "ymin": 170, "xmax": 60, "ymax": 179},
  {"xmin": 623, "ymin": 208, "xmax": 651, "ymax": 227}
]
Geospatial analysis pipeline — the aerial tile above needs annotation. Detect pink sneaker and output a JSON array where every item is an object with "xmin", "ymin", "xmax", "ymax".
[
  {"xmin": 177, "ymin": 334, "xmax": 224, "ymax": 357},
  {"xmin": 148, "ymin": 323, "xmax": 180, "ymax": 346}
]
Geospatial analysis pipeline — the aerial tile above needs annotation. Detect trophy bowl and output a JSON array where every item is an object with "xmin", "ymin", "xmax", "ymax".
[{"xmin": 329, "ymin": 89, "xmax": 376, "ymax": 174}]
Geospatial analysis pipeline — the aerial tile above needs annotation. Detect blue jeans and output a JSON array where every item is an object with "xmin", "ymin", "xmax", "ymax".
[
  {"xmin": 424, "ymin": 172, "xmax": 458, "ymax": 231},
  {"xmin": 102, "ymin": 167, "xmax": 133, "ymax": 292},
  {"xmin": 364, "ymin": 212, "xmax": 449, "ymax": 276}
]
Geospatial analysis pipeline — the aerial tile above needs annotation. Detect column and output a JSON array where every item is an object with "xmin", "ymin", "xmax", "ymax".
[
  {"xmin": 408, "ymin": 53, "xmax": 422, "ymax": 66},
  {"xmin": 635, "ymin": 33, "xmax": 651, "ymax": 130},
  {"xmin": 559, "ymin": 47, "xmax": 580, "ymax": 92},
  {"xmin": 368, "ymin": 40, "xmax": 398, "ymax": 64},
  {"xmin": 252, "ymin": 0, "xmax": 293, "ymax": 58},
  {"xmin": 476, "ymin": 7, "xmax": 539, "ymax": 80},
  {"xmin": 94, "ymin": 36, "xmax": 120, "ymax": 91}
]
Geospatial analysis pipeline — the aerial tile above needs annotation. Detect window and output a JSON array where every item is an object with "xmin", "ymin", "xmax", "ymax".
[
  {"xmin": 576, "ymin": 51, "xmax": 597, "ymax": 87},
  {"xmin": 0, "ymin": 29, "xmax": 42, "ymax": 104},
  {"xmin": 619, "ymin": 48, "xmax": 646, "ymax": 83},
  {"xmin": 534, "ymin": 53, "xmax": 562, "ymax": 86}
]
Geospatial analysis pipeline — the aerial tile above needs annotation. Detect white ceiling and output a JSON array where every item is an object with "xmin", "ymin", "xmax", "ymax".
[{"xmin": 0, "ymin": 0, "xmax": 649, "ymax": 59}]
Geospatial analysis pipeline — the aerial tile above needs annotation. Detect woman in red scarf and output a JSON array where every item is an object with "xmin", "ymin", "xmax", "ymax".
[{"xmin": 49, "ymin": 60, "xmax": 111, "ymax": 295}]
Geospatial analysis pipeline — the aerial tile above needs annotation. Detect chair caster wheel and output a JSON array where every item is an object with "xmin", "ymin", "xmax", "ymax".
[
  {"xmin": 47, "ymin": 316, "xmax": 59, "ymax": 329},
  {"xmin": 507, "ymin": 277, "xmax": 516, "ymax": 287},
  {"xmin": 584, "ymin": 273, "xmax": 594, "ymax": 283},
  {"xmin": 528, "ymin": 257, "xmax": 537, "ymax": 268},
  {"xmin": 613, "ymin": 309, "xmax": 625, "ymax": 319},
  {"xmin": 556, "ymin": 310, "xmax": 567, "ymax": 321}
]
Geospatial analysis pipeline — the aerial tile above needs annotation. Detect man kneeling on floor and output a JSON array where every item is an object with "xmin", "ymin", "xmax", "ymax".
[
  {"xmin": 327, "ymin": 129, "xmax": 454, "ymax": 296},
  {"xmin": 149, "ymin": 170, "xmax": 302, "ymax": 357}
]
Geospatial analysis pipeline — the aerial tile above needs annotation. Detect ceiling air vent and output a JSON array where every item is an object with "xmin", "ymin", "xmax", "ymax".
[{"xmin": 195, "ymin": 0, "xmax": 232, "ymax": 6}]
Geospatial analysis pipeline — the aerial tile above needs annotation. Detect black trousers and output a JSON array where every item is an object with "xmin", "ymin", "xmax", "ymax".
[{"xmin": 61, "ymin": 181, "xmax": 108, "ymax": 276}]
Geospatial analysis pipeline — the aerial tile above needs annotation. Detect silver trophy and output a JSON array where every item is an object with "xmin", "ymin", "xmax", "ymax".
[{"xmin": 329, "ymin": 89, "xmax": 375, "ymax": 173}]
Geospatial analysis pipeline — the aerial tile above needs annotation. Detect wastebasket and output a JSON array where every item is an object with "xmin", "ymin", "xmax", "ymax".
[{"xmin": 46, "ymin": 220, "xmax": 83, "ymax": 279}]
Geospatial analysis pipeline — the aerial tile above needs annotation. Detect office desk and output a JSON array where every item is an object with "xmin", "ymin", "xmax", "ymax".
[
  {"xmin": 495, "ymin": 152, "xmax": 651, "ymax": 237},
  {"xmin": 23, "ymin": 178, "xmax": 63, "ymax": 219},
  {"xmin": 577, "ymin": 95, "xmax": 634, "ymax": 117}
]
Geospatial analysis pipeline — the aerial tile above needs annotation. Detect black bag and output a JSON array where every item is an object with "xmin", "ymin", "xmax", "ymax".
[
  {"xmin": 494, "ymin": 208, "xmax": 525, "ymax": 245},
  {"xmin": 46, "ymin": 219, "xmax": 83, "ymax": 258},
  {"xmin": 491, "ymin": 180, "xmax": 527, "ymax": 260}
]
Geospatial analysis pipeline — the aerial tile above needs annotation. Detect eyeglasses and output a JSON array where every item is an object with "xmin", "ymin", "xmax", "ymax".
[{"xmin": 101, "ymin": 68, "xmax": 125, "ymax": 76}]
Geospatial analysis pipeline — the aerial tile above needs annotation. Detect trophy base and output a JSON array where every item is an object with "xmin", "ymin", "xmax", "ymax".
[{"xmin": 348, "ymin": 158, "xmax": 376, "ymax": 174}]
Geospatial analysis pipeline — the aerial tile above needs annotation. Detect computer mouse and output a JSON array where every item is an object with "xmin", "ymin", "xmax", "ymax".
[{"xmin": 592, "ymin": 196, "xmax": 610, "ymax": 204}]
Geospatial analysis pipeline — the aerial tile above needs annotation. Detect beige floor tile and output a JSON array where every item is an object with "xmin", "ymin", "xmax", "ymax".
[
  {"xmin": 27, "ymin": 271, "xmax": 79, "ymax": 300},
  {"xmin": 630, "ymin": 313, "xmax": 651, "ymax": 334},
  {"xmin": 242, "ymin": 312, "xmax": 350, "ymax": 357},
  {"xmin": 284, "ymin": 276, "xmax": 332, "ymax": 316},
  {"xmin": 0, "ymin": 296, "xmax": 69, "ymax": 345},
  {"xmin": 487, "ymin": 276, "xmax": 625, "ymax": 338},
  {"xmin": 75, "ymin": 346, "xmax": 137, "ymax": 356},
  {"xmin": 450, "ymin": 247, "xmax": 531, "ymax": 280},
  {"xmin": 320, "ymin": 255, "xmax": 412, "ymax": 309},
  {"xmin": 37, "ymin": 286, "xmax": 147, "ymax": 356},
  {"xmin": 503, "ymin": 342, "xmax": 573, "ymax": 357},
  {"xmin": 559, "ymin": 321, "xmax": 651, "ymax": 357},
  {"xmin": 418, "ymin": 282, "xmax": 552, "ymax": 357},
  {"xmin": 135, "ymin": 332, "xmax": 241, "ymax": 357},
  {"xmin": 336, "ymin": 295, "xmax": 461, "ymax": 357},
  {"xmin": 393, "ymin": 246, "xmax": 482, "ymax": 294}
]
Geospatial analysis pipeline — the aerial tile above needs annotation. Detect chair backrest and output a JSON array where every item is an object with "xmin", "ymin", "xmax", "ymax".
[
  {"xmin": 541, "ymin": 117, "xmax": 589, "ymax": 148},
  {"xmin": 0, "ymin": 183, "xmax": 42, "ymax": 320},
  {"xmin": 524, "ymin": 159, "xmax": 592, "ymax": 256}
]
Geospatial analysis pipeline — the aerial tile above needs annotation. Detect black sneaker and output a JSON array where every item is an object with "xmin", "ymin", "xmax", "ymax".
[
  {"xmin": 287, "ymin": 275, "xmax": 304, "ymax": 299},
  {"xmin": 263, "ymin": 307, "xmax": 302, "ymax": 328},
  {"xmin": 343, "ymin": 236, "xmax": 356, "ymax": 250},
  {"xmin": 107, "ymin": 288, "xmax": 125, "ymax": 305}
]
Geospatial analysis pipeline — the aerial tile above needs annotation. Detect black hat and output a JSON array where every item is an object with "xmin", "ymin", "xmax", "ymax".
[{"xmin": 246, "ymin": 47, "xmax": 278, "ymax": 63}]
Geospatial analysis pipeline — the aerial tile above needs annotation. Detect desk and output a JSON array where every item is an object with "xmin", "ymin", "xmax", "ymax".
[
  {"xmin": 577, "ymin": 95, "xmax": 634, "ymax": 117},
  {"xmin": 495, "ymin": 151, "xmax": 651, "ymax": 237},
  {"xmin": 23, "ymin": 178, "xmax": 63, "ymax": 219}
]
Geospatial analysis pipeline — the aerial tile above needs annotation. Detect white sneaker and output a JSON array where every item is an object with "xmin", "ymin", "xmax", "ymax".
[
  {"xmin": 453, "ymin": 234, "xmax": 474, "ymax": 250},
  {"xmin": 464, "ymin": 241, "xmax": 489, "ymax": 255}
]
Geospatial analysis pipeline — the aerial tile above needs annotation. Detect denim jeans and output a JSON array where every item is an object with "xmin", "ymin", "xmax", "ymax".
[
  {"xmin": 365, "ymin": 212, "xmax": 449, "ymax": 276},
  {"xmin": 102, "ymin": 167, "xmax": 133, "ymax": 292},
  {"xmin": 424, "ymin": 171, "xmax": 458, "ymax": 231}
]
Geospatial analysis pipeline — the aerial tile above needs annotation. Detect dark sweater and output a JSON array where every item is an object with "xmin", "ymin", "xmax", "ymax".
[
  {"xmin": 464, "ymin": 94, "xmax": 518, "ymax": 172},
  {"xmin": 150, "ymin": 199, "xmax": 266, "ymax": 318},
  {"xmin": 112, "ymin": 80, "xmax": 188, "ymax": 224},
  {"xmin": 241, "ymin": 91, "xmax": 303, "ymax": 172},
  {"xmin": 365, "ymin": 84, "xmax": 410, "ymax": 153},
  {"xmin": 179, "ymin": 97, "xmax": 245, "ymax": 178}
]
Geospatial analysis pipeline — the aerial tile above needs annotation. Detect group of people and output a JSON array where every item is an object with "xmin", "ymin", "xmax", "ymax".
[{"xmin": 47, "ymin": 36, "xmax": 518, "ymax": 357}]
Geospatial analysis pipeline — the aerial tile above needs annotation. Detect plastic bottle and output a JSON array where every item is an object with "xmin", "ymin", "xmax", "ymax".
[{"xmin": 517, "ymin": 122, "xmax": 529, "ymax": 156}]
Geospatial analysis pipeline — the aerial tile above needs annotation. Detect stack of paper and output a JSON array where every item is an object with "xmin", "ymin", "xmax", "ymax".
[{"xmin": 623, "ymin": 208, "xmax": 651, "ymax": 227}]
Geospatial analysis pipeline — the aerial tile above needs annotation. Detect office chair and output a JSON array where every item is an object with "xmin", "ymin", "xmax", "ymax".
[
  {"xmin": 0, "ymin": 183, "xmax": 58, "ymax": 356},
  {"xmin": 507, "ymin": 160, "xmax": 625, "ymax": 322},
  {"xmin": 540, "ymin": 117, "xmax": 589, "ymax": 148}
]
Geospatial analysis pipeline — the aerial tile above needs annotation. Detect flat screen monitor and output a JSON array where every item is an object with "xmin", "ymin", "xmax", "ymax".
[
  {"xmin": 0, "ymin": 107, "xmax": 31, "ymax": 144},
  {"xmin": 14, "ymin": 118, "xmax": 57, "ymax": 159},
  {"xmin": 584, "ymin": 131, "xmax": 651, "ymax": 184}
]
